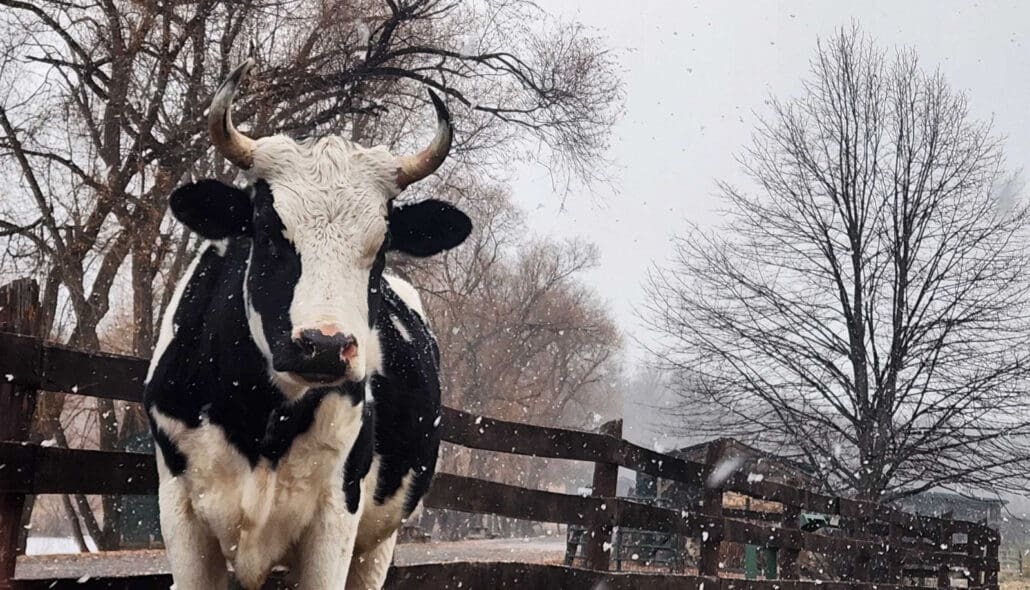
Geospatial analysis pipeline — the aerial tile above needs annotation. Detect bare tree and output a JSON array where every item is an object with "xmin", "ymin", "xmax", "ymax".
[
  {"xmin": 644, "ymin": 27, "xmax": 1030, "ymax": 502},
  {"xmin": 0, "ymin": 0, "xmax": 621, "ymax": 548}
]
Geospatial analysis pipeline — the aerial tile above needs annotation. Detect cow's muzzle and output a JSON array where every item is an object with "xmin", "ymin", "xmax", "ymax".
[{"xmin": 273, "ymin": 329, "xmax": 358, "ymax": 383}]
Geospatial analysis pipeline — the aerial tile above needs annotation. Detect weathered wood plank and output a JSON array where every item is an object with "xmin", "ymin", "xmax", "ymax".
[
  {"xmin": 424, "ymin": 472, "xmax": 609, "ymax": 527},
  {"xmin": 0, "ymin": 444, "xmax": 156, "ymax": 495},
  {"xmin": 0, "ymin": 333, "xmax": 148, "ymax": 403},
  {"xmin": 442, "ymin": 407, "xmax": 707, "ymax": 485},
  {"xmin": 384, "ymin": 561, "xmax": 712, "ymax": 590}
]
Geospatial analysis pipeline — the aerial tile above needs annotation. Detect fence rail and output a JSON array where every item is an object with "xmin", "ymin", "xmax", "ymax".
[{"xmin": 0, "ymin": 277, "xmax": 1001, "ymax": 590}]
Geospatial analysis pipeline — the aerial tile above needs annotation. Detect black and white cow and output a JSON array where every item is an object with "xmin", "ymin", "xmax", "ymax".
[{"xmin": 143, "ymin": 59, "xmax": 470, "ymax": 590}]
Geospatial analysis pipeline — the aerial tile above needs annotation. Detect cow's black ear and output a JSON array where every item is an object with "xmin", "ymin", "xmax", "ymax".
[
  {"xmin": 170, "ymin": 179, "xmax": 252, "ymax": 239},
  {"xmin": 388, "ymin": 199, "xmax": 472, "ymax": 257}
]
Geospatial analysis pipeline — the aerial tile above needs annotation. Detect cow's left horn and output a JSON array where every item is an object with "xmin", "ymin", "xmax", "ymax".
[
  {"xmin": 209, "ymin": 59, "xmax": 257, "ymax": 169},
  {"xmin": 396, "ymin": 89, "xmax": 452, "ymax": 189}
]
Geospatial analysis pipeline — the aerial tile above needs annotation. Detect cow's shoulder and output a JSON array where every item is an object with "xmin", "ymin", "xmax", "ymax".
[
  {"xmin": 144, "ymin": 238, "xmax": 283, "ymax": 469},
  {"xmin": 368, "ymin": 274, "xmax": 442, "ymax": 517}
]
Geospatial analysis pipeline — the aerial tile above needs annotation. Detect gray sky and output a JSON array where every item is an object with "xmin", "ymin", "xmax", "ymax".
[{"xmin": 511, "ymin": 0, "xmax": 1030, "ymax": 361}]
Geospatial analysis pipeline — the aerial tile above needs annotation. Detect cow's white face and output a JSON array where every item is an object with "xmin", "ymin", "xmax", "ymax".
[
  {"xmin": 245, "ymin": 137, "xmax": 397, "ymax": 387},
  {"xmin": 169, "ymin": 60, "xmax": 470, "ymax": 390}
]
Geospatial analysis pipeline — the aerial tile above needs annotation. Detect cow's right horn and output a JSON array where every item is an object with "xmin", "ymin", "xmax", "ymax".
[{"xmin": 209, "ymin": 59, "xmax": 257, "ymax": 169}]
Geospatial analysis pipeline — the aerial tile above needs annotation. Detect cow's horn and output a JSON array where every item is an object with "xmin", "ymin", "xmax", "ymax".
[
  {"xmin": 396, "ymin": 89, "xmax": 452, "ymax": 189},
  {"xmin": 209, "ymin": 59, "xmax": 257, "ymax": 169}
]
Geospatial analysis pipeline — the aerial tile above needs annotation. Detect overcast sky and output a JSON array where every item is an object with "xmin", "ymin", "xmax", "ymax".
[{"xmin": 511, "ymin": 0, "xmax": 1030, "ymax": 362}]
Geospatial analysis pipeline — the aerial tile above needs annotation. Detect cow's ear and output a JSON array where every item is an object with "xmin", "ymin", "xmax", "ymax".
[
  {"xmin": 170, "ymin": 179, "xmax": 253, "ymax": 239},
  {"xmin": 388, "ymin": 199, "xmax": 472, "ymax": 257}
]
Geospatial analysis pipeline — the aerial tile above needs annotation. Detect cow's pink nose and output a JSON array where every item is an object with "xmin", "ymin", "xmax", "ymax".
[{"xmin": 341, "ymin": 341, "xmax": 358, "ymax": 362}]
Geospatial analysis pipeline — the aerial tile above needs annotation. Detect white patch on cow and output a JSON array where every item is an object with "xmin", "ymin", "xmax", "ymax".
[
  {"xmin": 242, "ymin": 250, "xmax": 307, "ymax": 398},
  {"xmin": 246, "ymin": 136, "xmax": 400, "ymax": 385},
  {"xmin": 384, "ymin": 274, "xmax": 425, "ymax": 318},
  {"xmin": 146, "ymin": 242, "xmax": 214, "ymax": 385},
  {"xmin": 150, "ymin": 392, "xmax": 365, "ymax": 589},
  {"xmin": 389, "ymin": 315, "xmax": 411, "ymax": 342},
  {"xmin": 346, "ymin": 530, "xmax": 398, "ymax": 590},
  {"xmin": 364, "ymin": 328, "xmax": 383, "ymax": 378},
  {"xmin": 155, "ymin": 446, "xmax": 229, "ymax": 590},
  {"xmin": 364, "ymin": 380, "xmax": 374, "ymax": 404},
  {"xmin": 241, "ymin": 250, "xmax": 273, "ymax": 363}
]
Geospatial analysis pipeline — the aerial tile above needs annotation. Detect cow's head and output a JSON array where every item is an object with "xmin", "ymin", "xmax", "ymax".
[{"xmin": 170, "ymin": 60, "xmax": 471, "ymax": 390}]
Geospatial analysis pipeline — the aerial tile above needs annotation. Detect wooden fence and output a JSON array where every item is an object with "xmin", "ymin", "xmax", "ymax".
[{"xmin": 0, "ymin": 279, "xmax": 1001, "ymax": 589}]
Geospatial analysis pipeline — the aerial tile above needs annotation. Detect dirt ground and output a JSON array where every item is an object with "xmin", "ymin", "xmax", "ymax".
[
  {"xmin": 15, "ymin": 537, "xmax": 568, "ymax": 580},
  {"xmin": 1002, "ymin": 578, "xmax": 1030, "ymax": 590}
]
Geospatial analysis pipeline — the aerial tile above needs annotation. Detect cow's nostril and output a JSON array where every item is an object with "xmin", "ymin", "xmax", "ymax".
[
  {"xmin": 295, "ymin": 334, "xmax": 316, "ymax": 356},
  {"xmin": 341, "ymin": 341, "xmax": 358, "ymax": 362}
]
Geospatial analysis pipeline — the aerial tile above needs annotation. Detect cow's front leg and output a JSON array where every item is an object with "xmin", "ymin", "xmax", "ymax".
[
  {"xmin": 346, "ymin": 531, "xmax": 398, "ymax": 590},
  {"xmin": 157, "ymin": 450, "xmax": 228, "ymax": 590},
  {"xmin": 293, "ymin": 488, "xmax": 359, "ymax": 589}
]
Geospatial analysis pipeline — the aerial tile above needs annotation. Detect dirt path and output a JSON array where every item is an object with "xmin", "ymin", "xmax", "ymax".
[{"xmin": 15, "ymin": 537, "xmax": 568, "ymax": 580}]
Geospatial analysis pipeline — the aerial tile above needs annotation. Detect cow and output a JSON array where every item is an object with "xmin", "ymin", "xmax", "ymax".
[{"xmin": 143, "ymin": 59, "xmax": 470, "ymax": 590}]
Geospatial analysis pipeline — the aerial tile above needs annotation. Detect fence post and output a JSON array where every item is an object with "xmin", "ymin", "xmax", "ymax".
[
  {"xmin": 582, "ymin": 419, "xmax": 621, "ymax": 571},
  {"xmin": 985, "ymin": 528, "xmax": 999, "ymax": 590},
  {"xmin": 852, "ymin": 517, "xmax": 871, "ymax": 582},
  {"xmin": 779, "ymin": 504, "xmax": 801, "ymax": 579},
  {"xmin": 966, "ymin": 525, "xmax": 984, "ymax": 589},
  {"xmin": 699, "ymin": 439, "xmax": 728, "ymax": 577},
  {"xmin": 0, "ymin": 279, "xmax": 41, "ymax": 590},
  {"xmin": 886, "ymin": 521, "xmax": 903, "ymax": 584},
  {"xmin": 936, "ymin": 521, "xmax": 952, "ymax": 590}
]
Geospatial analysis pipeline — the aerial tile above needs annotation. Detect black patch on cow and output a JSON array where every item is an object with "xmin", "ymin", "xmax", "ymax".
[
  {"xmin": 146, "ymin": 241, "xmax": 287, "ymax": 468},
  {"xmin": 262, "ymin": 383, "xmax": 364, "ymax": 467},
  {"xmin": 150, "ymin": 420, "xmax": 187, "ymax": 476},
  {"xmin": 368, "ymin": 280, "xmax": 442, "ymax": 517},
  {"xmin": 344, "ymin": 402, "xmax": 376, "ymax": 513},
  {"xmin": 170, "ymin": 179, "xmax": 253, "ymax": 239},
  {"xmin": 387, "ymin": 199, "xmax": 471, "ymax": 257},
  {"xmin": 367, "ymin": 238, "xmax": 389, "ymax": 329},
  {"xmin": 246, "ymin": 181, "xmax": 307, "ymax": 374}
]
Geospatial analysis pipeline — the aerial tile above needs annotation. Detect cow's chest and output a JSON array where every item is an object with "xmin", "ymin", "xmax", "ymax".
[{"xmin": 156, "ymin": 393, "xmax": 364, "ymax": 569}]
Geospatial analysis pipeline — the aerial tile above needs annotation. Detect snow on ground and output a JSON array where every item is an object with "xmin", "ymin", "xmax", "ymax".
[
  {"xmin": 25, "ymin": 536, "xmax": 98, "ymax": 555},
  {"xmin": 396, "ymin": 536, "xmax": 566, "ymax": 566}
]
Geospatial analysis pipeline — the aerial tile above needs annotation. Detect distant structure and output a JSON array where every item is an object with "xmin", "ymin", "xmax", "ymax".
[
  {"xmin": 615, "ymin": 438, "xmax": 819, "ymax": 574},
  {"xmin": 895, "ymin": 491, "xmax": 1006, "ymax": 528},
  {"xmin": 634, "ymin": 437, "xmax": 818, "ymax": 507}
]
